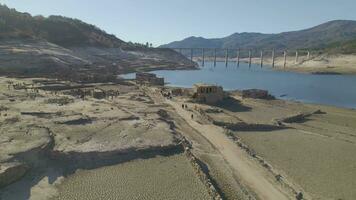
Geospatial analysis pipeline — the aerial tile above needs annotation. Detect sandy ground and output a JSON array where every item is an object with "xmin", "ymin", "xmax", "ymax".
[{"xmin": 262, "ymin": 54, "xmax": 356, "ymax": 74}]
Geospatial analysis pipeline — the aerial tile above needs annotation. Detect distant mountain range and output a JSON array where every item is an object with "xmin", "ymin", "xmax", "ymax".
[
  {"xmin": 0, "ymin": 4, "xmax": 195, "ymax": 81},
  {"xmin": 161, "ymin": 20, "xmax": 356, "ymax": 55}
]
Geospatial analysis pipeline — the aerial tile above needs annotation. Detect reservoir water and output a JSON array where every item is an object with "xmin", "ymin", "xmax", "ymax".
[{"xmin": 122, "ymin": 62, "xmax": 356, "ymax": 109}]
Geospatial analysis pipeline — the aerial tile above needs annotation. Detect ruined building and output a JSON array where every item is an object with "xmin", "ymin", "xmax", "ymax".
[
  {"xmin": 193, "ymin": 83, "xmax": 225, "ymax": 104},
  {"xmin": 242, "ymin": 89, "xmax": 272, "ymax": 99},
  {"xmin": 92, "ymin": 89, "xmax": 106, "ymax": 99},
  {"xmin": 136, "ymin": 72, "xmax": 164, "ymax": 86}
]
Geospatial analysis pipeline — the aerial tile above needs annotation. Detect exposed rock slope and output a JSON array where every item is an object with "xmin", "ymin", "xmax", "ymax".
[{"xmin": 0, "ymin": 5, "xmax": 196, "ymax": 80}]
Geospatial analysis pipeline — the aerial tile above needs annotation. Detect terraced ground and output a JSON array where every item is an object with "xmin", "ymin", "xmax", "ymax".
[
  {"xmin": 164, "ymin": 91, "xmax": 356, "ymax": 200},
  {"xmin": 232, "ymin": 99, "xmax": 356, "ymax": 200}
]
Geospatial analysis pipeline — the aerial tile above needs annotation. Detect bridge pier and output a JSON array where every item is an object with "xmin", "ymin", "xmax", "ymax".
[
  {"xmin": 214, "ymin": 49, "xmax": 217, "ymax": 67},
  {"xmin": 167, "ymin": 48, "xmax": 312, "ymax": 69},
  {"xmin": 236, "ymin": 49, "xmax": 240, "ymax": 67},
  {"xmin": 225, "ymin": 49, "xmax": 229, "ymax": 67},
  {"xmin": 202, "ymin": 48, "xmax": 205, "ymax": 66},
  {"xmin": 272, "ymin": 49, "xmax": 275, "ymax": 68},
  {"xmin": 248, "ymin": 50, "xmax": 252, "ymax": 68},
  {"xmin": 295, "ymin": 51, "xmax": 299, "ymax": 64}
]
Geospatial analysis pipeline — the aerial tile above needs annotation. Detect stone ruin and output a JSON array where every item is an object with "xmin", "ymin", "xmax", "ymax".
[
  {"xmin": 242, "ymin": 89, "xmax": 274, "ymax": 99},
  {"xmin": 67, "ymin": 88, "xmax": 120, "ymax": 100},
  {"xmin": 192, "ymin": 83, "xmax": 225, "ymax": 104},
  {"xmin": 136, "ymin": 72, "xmax": 164, "ymax": 86}
]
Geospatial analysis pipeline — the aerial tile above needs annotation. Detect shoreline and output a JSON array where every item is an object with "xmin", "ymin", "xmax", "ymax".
[
  {"xmin": 193, "ymin": 54, "xmax": 356, "ymax": 75},
  {"xmin": 119, "ymin": 71, "xmax": 356, "ymax": 111}
]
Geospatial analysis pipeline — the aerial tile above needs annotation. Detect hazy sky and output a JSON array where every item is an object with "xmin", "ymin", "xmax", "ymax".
[{"xmin": 1, "ymin": 0, "xmax": 356, "ymax": 46}]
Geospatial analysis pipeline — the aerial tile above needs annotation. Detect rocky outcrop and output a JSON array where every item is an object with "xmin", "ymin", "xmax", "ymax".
[
  {"xmin": 0, "ymin": 5, "xmax": 197, "ymax": 80},
  {"xmin": 49, "ymin": 144, "xmax": 183, "ymax": 170},
  {"xmin": 242, "ymin": 89, "xmax": 275, "ymax": 100},
  {"xmin": 0, "ymin": 162, "xmax": 29, "ymax": 188},
  {"xmin": 275, "ymin": 110, "xmax": 325, "ymax": 124},
  {"xmin": 0, "ymin": 40, "xmax": 197, "ymax": 81}
]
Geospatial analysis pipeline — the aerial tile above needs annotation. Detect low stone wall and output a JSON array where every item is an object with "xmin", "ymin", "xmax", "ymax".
[
  {"xmin": 180, "ymin": 138, "xmax": 223, "ymax": 200},
  {"xmin": 242, "ymin": 89, "xmax": 270, "ymax": 99},
  {"xmin": 213, "ymin": 121, "xmax": 285, "ymax": 131},
  {"xmin": 224, "ymin": 130, "xmax": 308, "ymax": 200},
  {"xmin": 275, "ymin": 110, "xmax": 324, "ymax": 124},
  {"xmin": 157, "ymin": 110, "xmax": 224, "ymax": 200}
]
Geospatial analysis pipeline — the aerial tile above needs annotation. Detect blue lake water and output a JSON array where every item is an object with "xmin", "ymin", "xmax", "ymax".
[{"xmin": 122, "ymin": 61, "xmax": 356, "ymax": 109}]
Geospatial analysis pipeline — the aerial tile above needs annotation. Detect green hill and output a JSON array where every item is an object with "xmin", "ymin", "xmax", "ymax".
[{"xmin": 161, "ymin": 20, "xmax": 356, "ymax": 55}]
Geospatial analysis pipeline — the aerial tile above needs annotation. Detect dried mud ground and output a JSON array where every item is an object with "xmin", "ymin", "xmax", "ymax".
[
  {"xmin": 1, "ymin": 75, "xmax": 356, "ymax": 200},
  {"xmin": 52, "ymin": 154, "xmax": 211, "ymax": 200},
  {"xmin": 196, "ymin": 93, "xmax": 356, "ymax": 200},
  {"xmin": 234, "ymin": 105, "xmax": 356, "ymax": 200}
]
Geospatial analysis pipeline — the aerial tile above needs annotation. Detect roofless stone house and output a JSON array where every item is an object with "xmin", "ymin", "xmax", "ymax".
[{"xmin": 193, "ymin": 83, "xmax": 225, "ymax": 104}]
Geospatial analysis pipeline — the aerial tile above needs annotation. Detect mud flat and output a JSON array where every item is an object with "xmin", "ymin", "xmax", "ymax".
[
  {"xmin": 227, "ymin": 97, "xmax": 356, "ymax": 200},
  {"xmin": 243, "ymin": 54, "xmax": 356, "ymax": 74},
  {"xmin": 52, "ymin": 154, "xmax": 212, "ymax": 200},
  {"xmin": 236, "ymin": 128, "xmax": 356, "ymax": 200}
]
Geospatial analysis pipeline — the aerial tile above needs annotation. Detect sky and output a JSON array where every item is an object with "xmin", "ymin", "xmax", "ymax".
[{"xmin": 1, "ymin": 0, "xmax": 356, "ymax": 46}]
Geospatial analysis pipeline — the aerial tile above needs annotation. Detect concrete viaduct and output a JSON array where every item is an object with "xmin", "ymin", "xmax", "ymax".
[{"xmin": 162, "ymin": 48, "xmax": 312, "ymax": 68}]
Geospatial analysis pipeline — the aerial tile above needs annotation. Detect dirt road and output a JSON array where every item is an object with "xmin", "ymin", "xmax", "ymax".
[{"xmin": 166, "ymin": 100, "xmax": 292, "ymax": 200}]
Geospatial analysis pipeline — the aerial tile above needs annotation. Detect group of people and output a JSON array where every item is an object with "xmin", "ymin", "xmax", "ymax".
[
  {"xmin": 160, "ymin": 89, "xmax": 173, "ymax": 99},
  {"xmin": 181, "ymin": 104, "xmax": 194, "ymax": 119},
  {"xmin": 181, "ymin": 104, "xmax": 188, "ymax": 109}
]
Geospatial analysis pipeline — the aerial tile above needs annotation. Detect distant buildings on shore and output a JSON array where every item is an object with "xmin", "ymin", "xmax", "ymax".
[{"xmin": 136, "ymin": 72, "xmax": 164, "ymax": 86}]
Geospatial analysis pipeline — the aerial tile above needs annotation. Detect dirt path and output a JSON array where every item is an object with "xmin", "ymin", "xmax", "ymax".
[{"xmin": 166, "ymin": 100, "xmax": 292, "ymax": 200}]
